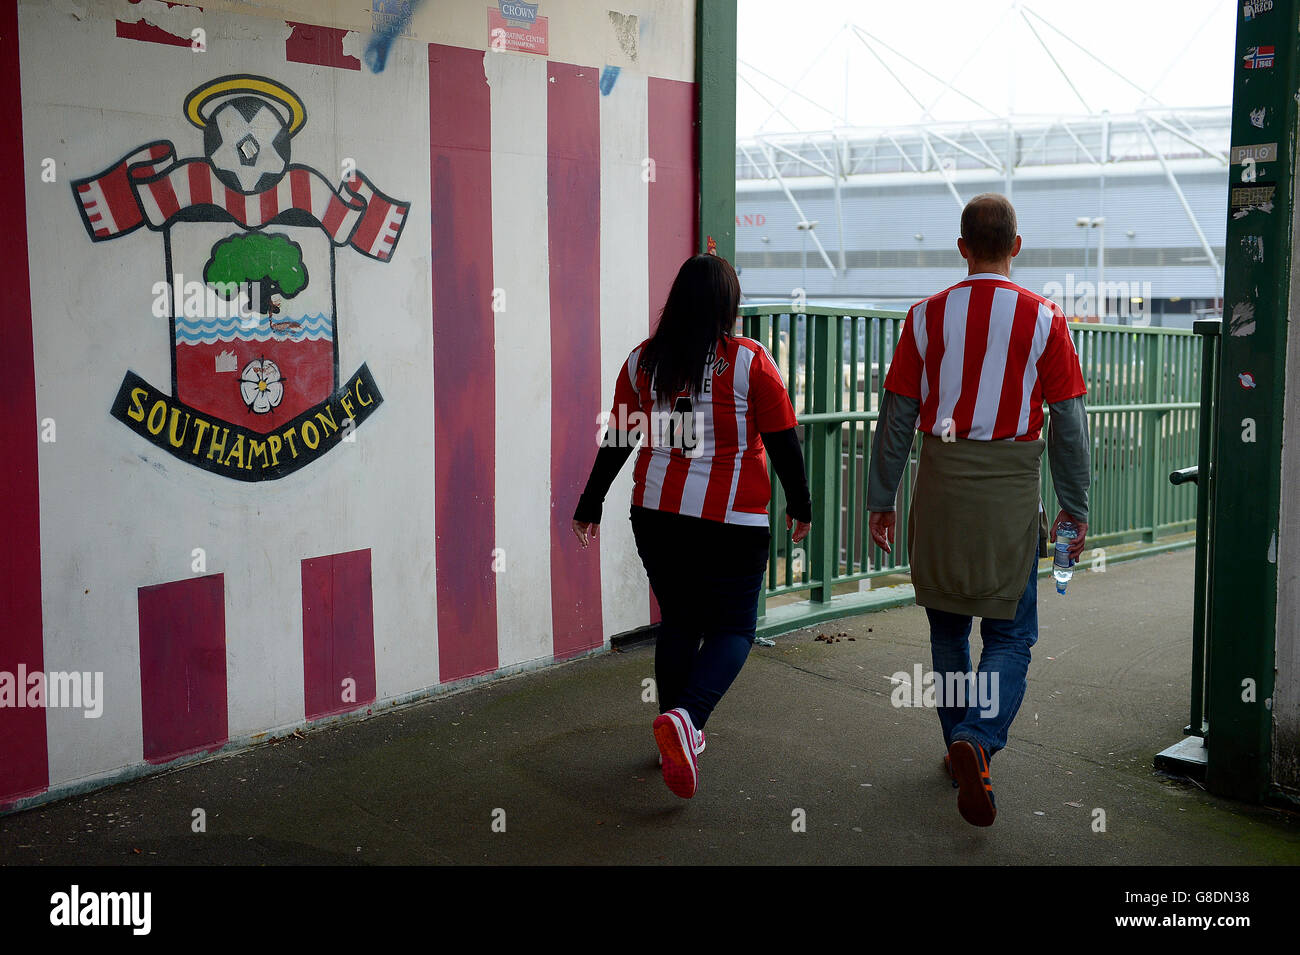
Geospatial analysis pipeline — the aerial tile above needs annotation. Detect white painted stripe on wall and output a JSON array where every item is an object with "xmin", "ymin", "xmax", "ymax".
[
  {"xmin": 486, "ymin": 51, "xmax": 555, "ymax": 670},
  {"xmin": 345, "ymin": 38, "xmax": 440, "ymax": 702},
  {"xmin": 137, "ymin": 183, "xmax": 166, "ymax": 228},
  {"xmin": 598, "ymin": 69, "xmax": 651, "ymax": 638},
  {"xmin": 170, "ymin": 169, "xmax": 192, "ymax": 215}
]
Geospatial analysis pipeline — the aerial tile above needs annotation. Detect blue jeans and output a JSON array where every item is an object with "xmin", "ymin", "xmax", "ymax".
[
  {"xmin": 631, "ymin": 506, "xmax": 766, "ymax": 730},
  {"xmin": 924, "ymin": 544, "xmax": 1040, "ymax": 759}
]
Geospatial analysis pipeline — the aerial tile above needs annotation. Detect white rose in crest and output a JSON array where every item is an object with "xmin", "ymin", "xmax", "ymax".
[{"xmin": 239, "ymin": 358, "xmax": 285, "ymax": 413}]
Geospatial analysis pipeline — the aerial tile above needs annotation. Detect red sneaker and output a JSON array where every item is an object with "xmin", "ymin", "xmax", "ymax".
[
  {"xmin": 948, "ymin": 739, "xmax": 997, "ymax": 827},
  {"xmin": 653, "ymin": 708, "xmax": 699, "ymax": 799},
  {"xmin": 658, "ymin": 726, "xmax": 704, "ymax": 765}
]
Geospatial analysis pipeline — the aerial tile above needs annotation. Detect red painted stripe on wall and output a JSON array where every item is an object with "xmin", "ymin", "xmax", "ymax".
[
  {"xmin": 137, "ymin": 574, "xmax": 228, "ymax": 764},
  {"xmin": 148, "ymin": 178, "xmax": 180, "ymax": 222},
  {"xmin": 0, "ymin": 0, "xmax": 48, "ymax": 807},
  {"xmin": 290, "ymin": 168, "xmax": 311, "ymax": 215},
  {"xmin": 259, "ymin": 187, "xmax": 279, "ymax": 225},
  {"xmin": 188, "ymin": 162, "xmax": 212, "ymax": 206},
  {"xmin": 225, "ymin": 187, "xmax": 245, "ymax": 225},
  {"xmin": 349, "ymin": 192, "xmax": 386, "ymax": 257},
  {"xmin": 302, "ymin": 549, "xmax": 376, "ymax": 720},
  {"xmin": 115, "ymin": 18, "xmax": 193, "ymax": 49},
  {"xmin": 429, "ymin": 44, "xmax": 499, "ymax": 681},
  {"xmin": 645, "ymin": 77, "xmax": 698, "ymax": 626},
  {"xmin": 99, "ymin": 167, "xmax": 143, "ymax": 237},
  {"xmin": 647, "ymin": 78, "xmax": 697, "ymax": 329},
  {"xmin": 547, "ymin": 62, "xmax": 604, "ymax": 660},
  {"xmin": 285, "ymin": 21, "xmax": 361, "ymax": 71}
]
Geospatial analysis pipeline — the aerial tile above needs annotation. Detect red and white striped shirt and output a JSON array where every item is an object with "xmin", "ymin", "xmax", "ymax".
[
  {"xmin": 884, "ymin": 273, "xmax": 1087, "ymax": 441},
  {"xmin": 610, "ymin": 336, "xmax": 798, "ymax": 526}
]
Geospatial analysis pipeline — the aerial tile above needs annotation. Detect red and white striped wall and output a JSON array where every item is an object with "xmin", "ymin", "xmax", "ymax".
[{"xmin": 0, "ymin": 0, "xmax": 696, "ymax": 809}]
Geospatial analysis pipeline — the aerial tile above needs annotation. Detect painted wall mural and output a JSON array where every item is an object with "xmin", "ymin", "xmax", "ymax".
[
  {"xmin": 71, "ymin": 74, "xmax": 410, "ymax": 480},
  {"xmin": 2, "ymin": 0, "xmax": 698, "ymax": 812}
]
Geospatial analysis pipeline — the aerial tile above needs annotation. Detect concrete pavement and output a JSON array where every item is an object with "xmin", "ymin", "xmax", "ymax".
[{"xmin": 2, "ymin": 548, "xmax": 1298, "ymax": 865}]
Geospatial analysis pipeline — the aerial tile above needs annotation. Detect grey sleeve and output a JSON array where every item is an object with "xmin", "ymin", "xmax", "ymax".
[
  {"xmin": 1047, "ymin": 396, "xmax": 1091, "ymax": 523},
  {"xmin": 867, "ymin": 389, "xmax": 920, "ymax": 512}
]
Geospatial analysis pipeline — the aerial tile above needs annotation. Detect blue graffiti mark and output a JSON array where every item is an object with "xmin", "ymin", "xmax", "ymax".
[
  {"xmin": 599, "ymin": 65, "xmax": 621, "ymax": 96},
  {"xmin": 366, "ymin": 0, "xmax": 423, "ymax": 73}
]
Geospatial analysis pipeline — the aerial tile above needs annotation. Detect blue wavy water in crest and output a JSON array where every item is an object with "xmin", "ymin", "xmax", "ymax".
[{"xmin": 174, "ymin": 312, "xmax": 334, "ymax": 345}]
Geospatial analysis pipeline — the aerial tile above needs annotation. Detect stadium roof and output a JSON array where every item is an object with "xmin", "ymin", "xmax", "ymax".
[{"xmin": 737, "ymin": 107, "xmax": 1230, "ymax": 187}]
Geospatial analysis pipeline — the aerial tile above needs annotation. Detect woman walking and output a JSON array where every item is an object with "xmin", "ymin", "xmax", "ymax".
[{"xmin": 572, "ymin": 254, "xmax": 811, "ymax": 799}]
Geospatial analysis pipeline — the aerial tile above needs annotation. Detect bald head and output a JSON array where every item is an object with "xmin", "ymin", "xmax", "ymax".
[{"xmin": 960, "ymin": 193, "xmax": 1018, "ymax": 263}]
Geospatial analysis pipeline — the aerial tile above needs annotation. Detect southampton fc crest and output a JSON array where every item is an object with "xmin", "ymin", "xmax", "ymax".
[{"xmin": 72, "ymin": 75, "xmax": 409, "ymax": 480}]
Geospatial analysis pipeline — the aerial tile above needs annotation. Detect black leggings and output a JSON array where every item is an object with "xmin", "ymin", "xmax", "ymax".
[{"xmin": 630, "ymin": 506, "xmax": 769, "ymax": 729}]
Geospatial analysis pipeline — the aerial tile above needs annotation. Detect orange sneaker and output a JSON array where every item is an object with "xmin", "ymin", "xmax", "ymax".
[
  {"xmin": 948, "ymin": 739, "xmax": 997, "ymax": 827},
  {"xmin": 653, "ymin": 708, "xmax": 699, "ymax": 799}
]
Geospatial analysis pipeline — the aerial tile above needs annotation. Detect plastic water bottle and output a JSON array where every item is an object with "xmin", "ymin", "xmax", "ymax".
[{"xmin": 1053, "ymin": 521, "xmax": 1078, "ymax": 595}]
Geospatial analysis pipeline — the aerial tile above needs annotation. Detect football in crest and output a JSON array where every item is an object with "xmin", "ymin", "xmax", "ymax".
[{"xmin": 203, "ymin": 96, "xmax": 292, "ymax": 193}]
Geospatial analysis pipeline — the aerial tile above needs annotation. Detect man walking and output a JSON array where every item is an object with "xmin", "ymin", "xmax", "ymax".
[{"xmin": 867, "ymin": 193, "xmax": 1091, "ymax": 827}]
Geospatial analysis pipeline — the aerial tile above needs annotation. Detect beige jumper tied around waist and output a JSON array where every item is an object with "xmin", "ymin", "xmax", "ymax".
[{"xmin": 906, "ymin": 434, "xmax": 1047, "ymax": 620}]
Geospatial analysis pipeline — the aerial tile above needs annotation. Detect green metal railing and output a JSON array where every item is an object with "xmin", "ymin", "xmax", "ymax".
[{"xmin": 739, "ymin": 304, "xmax": 1203, "ymax": 634}]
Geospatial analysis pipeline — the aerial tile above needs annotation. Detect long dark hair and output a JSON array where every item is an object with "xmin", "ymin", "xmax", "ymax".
[{"xmin": 640, "ymin": 254, "xmax": 741, "ymax": 398}]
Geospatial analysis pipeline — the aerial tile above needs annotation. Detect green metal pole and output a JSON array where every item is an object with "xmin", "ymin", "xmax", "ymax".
[
  {"xmin": 809, "ymin": 316, "xmax": 837, "ymax": 603},
  {"xmin": 1205, "ymin": 2, "xmax": 1293, "ymax": 801},
  {"xmin": 1153, "ymin": 335, "xmax": 1167, "ymax": 540},
  {"xmin": 1188, "ymin": 319, "xmax": 1221, "ymax": 738},
  {"xmin": 1141, "ymin": 333, "xmax": 1160, "ymax": 542},
  {"xmin": 696, "ymin": 0, "xmax": 736, "ymax": 263},
  {"xmin": 754, "ymin": 311, "xmax": 771, "ymax": 618}
]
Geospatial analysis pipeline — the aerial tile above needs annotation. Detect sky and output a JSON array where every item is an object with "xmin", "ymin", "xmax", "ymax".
[{"xmin": 736, "ymin": 0, "xmax": 1236, "ymax": 137}]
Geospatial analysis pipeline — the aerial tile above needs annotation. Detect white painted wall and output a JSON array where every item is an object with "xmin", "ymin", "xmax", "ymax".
[
  {"xmin": 488, "ymin": 51, "xmax": 556, "ymax": 670},
  {"xmin": 16, "ymin": 0, "xmax": 691, "ymax": 798},
  {"xmin": 599, "ymin": 68, "xmax": 653, "ymax": 636}
]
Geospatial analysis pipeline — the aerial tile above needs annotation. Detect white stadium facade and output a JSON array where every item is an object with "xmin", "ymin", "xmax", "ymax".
[{"xmin": 734, "ymin": 108, "xmax": 1229, "ymax": 328}]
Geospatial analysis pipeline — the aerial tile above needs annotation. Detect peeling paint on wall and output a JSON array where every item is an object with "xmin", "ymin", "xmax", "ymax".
[{"xmin": 608, "ymin": 10, "xmax": 638, "ymax": 62}]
